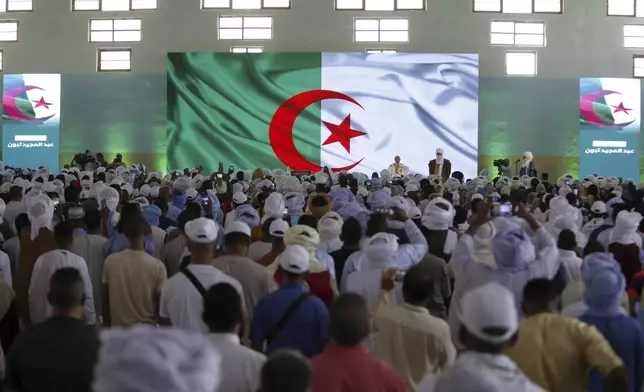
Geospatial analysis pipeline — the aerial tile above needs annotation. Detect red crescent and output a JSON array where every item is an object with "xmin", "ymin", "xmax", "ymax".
[
  {"xmin": 3, "ymin": 85, "xmax": 56, "ymax": 123},
  {"xmin": 269, "ymin": 89, "xmax": 365, "ymax": 173},
  {"xmin": 580, "ymin": 89, "xmax": 635, "ymax": 129}
]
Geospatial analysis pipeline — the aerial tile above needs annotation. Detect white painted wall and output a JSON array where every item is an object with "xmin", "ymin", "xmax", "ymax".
[{"xmin": 1, "ymin": 0, "xmax": 641, "ymax": 77}]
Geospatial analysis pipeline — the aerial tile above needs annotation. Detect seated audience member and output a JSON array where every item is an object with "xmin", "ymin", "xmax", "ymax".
[
  {"xmin": 251, "ymin": 245, "xmax": 329, "ymax": 358},
  {"xmin": 329, "ymin": 217, "xmax": 362, "ymax": 284},
  {"xmin": 505, "ymin": 279, "xmax": 628, "ymax": 392},
  {"xmin": 375, "ymin": 265, "xmax": 456, "ymax": 390},
  {"xmin": 93, "ymin": 326, "xmax": 221, "ymax": 392},
  {"xmin": 28, "ymin": 222, "xmax": 95, "ymax": 325},
  {"xmin": 580, "ymin": 252, "xmax": 644, "ymax": 392},
  {"xmin": 419, "ymin": 283, "xmax": 545, "ymax": 392},
  {"xmin": 204, "ymin": 282, "xmax": 265, "ymax": 392},
  {"xmin": 160, "ymin": 218, "xmax": 243, "ymax": 333},
  {"xmin": 6, "ymin": 268, "xmax": 100, "ymax": 392},
  {"xmin": 102, "ymin": 213, "xmax": 166, "ymax": 328},
  {"xmin": 256, "ymin": 218, "xmax": 289, "ymax": 267},
  {"xmin": 312, "ymin": 293, "xmax": 405, "ymax": 392},
  {"xmin": 260, "ymin": 350, "xmax": 313, "ymax": 392}
]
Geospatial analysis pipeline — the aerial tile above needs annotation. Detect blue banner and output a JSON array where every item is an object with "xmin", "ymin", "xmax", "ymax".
[
  {"xmin": 2, "ymin": 74, "xmax": 61, "ymax": 172},
  {"xmin": 579, "ymin": 78, "xmax": 640, "ymax": 180}
]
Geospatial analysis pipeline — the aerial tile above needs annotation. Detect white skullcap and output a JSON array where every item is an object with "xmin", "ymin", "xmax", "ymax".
[
  {"xmin": 408, "ymin": 206, "xmax": 422, "ymax": 220},
  {"xmin": 185, "ymin": 217, "xmax": 218, "ymax": 244},
  {"xmin": 232, "ymin": 182, "xmax": 244, "ymax": 194},
  {"xmin": 93, "ymin": 326, "xmax": 221, "ymax": 392},
  {"xmin": 460, "ymin": 283, "xmax": 518, "ymax": 344},
  {"xmin": 471, "ymin": 193, "xmax": 484, "ymax": 201},
  {"xmin": 68, "ymin": 206, "xmax": 85, "ymax": 220},
  {"xmin": 185, "ymin": 188, "xmax": 198, "ymax": 202},
  {"xmin": 133, "ymin": 196, "xmax": 149, "ymax": 206},
  {"xmin": 277, "ymin": 244, "xmax": 310, "ymax": 274},
  {"xmin": 232, "ymin": 192, "xmax": 248, "ymax": 205},
  {"xmin": 110, "ymin": 178, "xmax": 124, "ymax": 187},
  {"xmin": 436, "ymin": 148, "xmax": 444, "ymax": 154},
  {"xmin": 269, "ymin": 218, "xmax": 289, "ymax": 238},
  {"xmin": 149, "ymin": 186, "xmax": 160, "ymax": 199},
  {"xmin": 315, "ymin": 174, "xmax": 328, "ymax": 185},
  {"xmin": 224, "ymin": 220, "xmax": 251, "ymax": 237}
]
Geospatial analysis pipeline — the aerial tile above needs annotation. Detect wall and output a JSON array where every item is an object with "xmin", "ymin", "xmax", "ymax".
[{"xmin": 1, "ymin": 0, "xmax": 642, "ymax": 176}]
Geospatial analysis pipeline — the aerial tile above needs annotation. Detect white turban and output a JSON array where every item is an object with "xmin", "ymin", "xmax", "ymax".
[
  {"xmin": 317, "ymin": 212, "xmax": 343, "ymax": 239},
  {"xmin": 262, "ymin": 192, "xmax": 285, "ymax": 223},
  {"xmin": 27, "ymin": 194, "xmax": 54, "ymax": 240},
  {"xmin": 363, "ymin": 232, "xmax": 399, "ymax": 262},
  {"xmin": 421, "ymin": 197, "xmax": 454, "ymax": 231},
  {"xmin": 610, "ymin": 210, "xmax": 643, "ymax": 245},
  {"xmin": 93, "ymin": 326, "xmax": 221, "ymax": 392},
  {"xmin": 390, "ymin": 196, "xmax": 410, "ymax": 213},
  {"xmin": 99, "ymin": 187, "xmax": 120, "ymax": 212}
]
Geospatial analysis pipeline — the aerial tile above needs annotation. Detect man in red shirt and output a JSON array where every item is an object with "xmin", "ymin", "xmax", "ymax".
[{"xmin": 311, "ymin": 293, "xmax": 406, "ymax": 392}]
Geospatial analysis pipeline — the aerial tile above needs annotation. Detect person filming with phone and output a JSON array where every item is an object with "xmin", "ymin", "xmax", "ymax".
[{"xmin": 446, "ymin": 202, "xmax": 558, "ymax": 349}]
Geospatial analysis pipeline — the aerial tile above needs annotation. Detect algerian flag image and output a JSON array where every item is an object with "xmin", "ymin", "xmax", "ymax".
[
  {"xmin": 579, "ymin": 77, "xmax": 640, "ymax": 131},
  {"xmin": 167, "ymin": 52, "xmax": 479, "ymax": 177}
]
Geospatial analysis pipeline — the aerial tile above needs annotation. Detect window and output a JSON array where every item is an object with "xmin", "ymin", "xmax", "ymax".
[
  {"xmin": 506, "ymin": 51, "xmax": 537, "ymax": 76},
  {"xmin": 490, "ymin": 21, "xmax": 545, "ymax": 46},
  {"xmin": 97, "ymin": 49, "xmax": 131, "ymax": 71},
  {"xmin": 90, "ymin": 19, "xmax": 141, "ymax": 42},
  {"xmin": 203, "ymin": 0, "xmax": 289, "ymax": 8},
  {"xmin": 473, "ymin": 0, "xmax": 561, "ymax": 13},
  {"xmin": 0, "ymin": 21, "xmax": 18, "ymax": 41},
  {"xmin": 625, "ymin": 25, "xmax": 644, "ymax": 48},
  {"xmin": 366, "ymin": 48, "xmax": 398, "ymax": 53},
  {"xmin": 336, "ymin": 0, "xmax": 424, "ymax": 10},
  {"xmin": 354, "ymin": 19, "xmax": 408, "ymax": 43},
  {"xmin": 219, "ymin": 16, "xmax": 272, "ymax": 40},
  {"xmin": 72, "ymin": 0, "xmax": 157, "ymax": 11},
  {"xmin": 230, "ymin": 46, "xmax": 263, "ymax": 52},
  {"xmin": 608, "ymin": 0, "xmax": 644, "ymax": 17},
  {"xmin": 0, "ymin": 0, "xmax": 33, "ymax": 11},
  {"xmin": 635, "ymin": 55, "xmax": 644, "ymax": 77}
]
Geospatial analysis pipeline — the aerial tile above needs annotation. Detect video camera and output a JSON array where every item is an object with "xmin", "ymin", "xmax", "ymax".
[{"xmin": 71, "ymin": 150, "xmax": 95, "ymax": 167}]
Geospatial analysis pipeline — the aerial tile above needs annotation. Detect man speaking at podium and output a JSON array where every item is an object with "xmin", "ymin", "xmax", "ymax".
[
  {"xmin": 429, "ymin": 148, "xmax": 451, "ymax": 182},
  {"xmin": 388, "ymin": 155, "xmax": 409, "ymax": 177}
]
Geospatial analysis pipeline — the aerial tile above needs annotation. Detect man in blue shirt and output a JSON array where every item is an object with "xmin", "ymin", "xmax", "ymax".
[{"xmin": 250, "ymin": 244, "xmax": 329, "ymax": 358}]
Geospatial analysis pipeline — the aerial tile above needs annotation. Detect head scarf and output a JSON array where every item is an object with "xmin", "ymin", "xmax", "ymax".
[
  {"xmin": 309, "ymin": 193, "xmax": 332, "ymax": 217},
  {"xmin": 93, "ymin": 326, "xmax": 221, "ymax": 392},
  {"xmin": 284, "ymin": 225, "xmax": 326, "ymax": 273},
  {"xmin": 317, "ymin": 212, "xmax": 343, "ymax": 240},
  {"xmin": 492, "ymin": 228, "xmax": 536, "ymax": 272},
  {"xmin": 27, "ymin": 194, "xmax": 54, "ymax": 241},
  {"xmin": 369, "ymin": 190, "xmax": 391, "ymax": 211},
  {"xmin": 99, "ymin": 187, "xmax": 120, "ymax": 212},
  {"xmin": 610, "ymin": 210, "xmax": 642, "ymax": 245},
  {"xmin": 582, "ymin": 252, "xmax": 625, "ymax": 316},
  {"xmin": 261, "ymin": 192, "xmax": 285, "ymax": 223},
  {"xmin": 329, "ymin": 187, "xmax": 355, "ymax": 212},
  {"xmin": 522, "ymin": 151, "xmax": 533, "ymax": 167},
  {"xmin": 284, "ymin": 192, "xmax": 306, "ymax": 216},
  {"xmin": 472, "ymin": 222, "xmax": 497, "ymax": 269},
  {"xmin": 421, "ymin": 197, "xmax": 454, "ymax": 230},
  {"xmin": 234, "ymin": 204, "xmax": 260, "ymax": 229},
  {"xmin": 142, "ymin": 205, "xmax": 162, "ymax": 227},
  {"xmin": 363, "ymin": 232, "xmax": 399, "ymax": 263}
]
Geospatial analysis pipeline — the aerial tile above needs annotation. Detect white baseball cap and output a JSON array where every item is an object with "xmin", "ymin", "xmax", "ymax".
[
  {"xmin": 277, "ymin": 244, "xmax": 309, "ymax": 274},
  {"xmin": 225, "ymin": 220, "xmax": 251, "ymax": 237},
  {"xmin": 591, "ymin": 201, "xmax": 607, "ymax": 214},
  {"xmin": 460, "ymin": 283, "xmax": 518, "ymax": 345},
  {"xmin": 185, "ymin": 188, "xmax": 198, "ymax": 202},
  {"xmin": 269, "ymin": 219, "xmax": 289, "ymax": 238},
  {"xmin": 185, "ymin": 217, "xmax": 218, "ymax": 244},
  {"xmin": 232, "ymin": 192, "xmax": 248, "ymax": 204}
]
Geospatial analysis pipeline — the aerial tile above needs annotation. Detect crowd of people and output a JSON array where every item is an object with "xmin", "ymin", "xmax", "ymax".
[{"xmin": 0, "ymin": 154, "xmax": 641, "ymax": 392}]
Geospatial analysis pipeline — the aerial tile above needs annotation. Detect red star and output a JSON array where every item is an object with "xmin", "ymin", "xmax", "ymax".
[
  {"xmin": 322, "ymin": 114, "xmax": 366, "ymax": 153},
  {"xmin": 612, "ymin": 102, "xmax": 631, "ymax": 115},
  {"xmin": 32, "ymin": 96, "xmax": 52, "ymax": 110}
]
